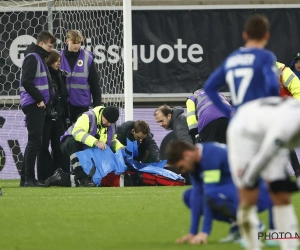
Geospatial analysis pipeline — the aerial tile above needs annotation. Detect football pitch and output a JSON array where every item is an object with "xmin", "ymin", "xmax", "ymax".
[{"xmin": 2, "ymin": 181, "xmax": 298, "ymax": 250}]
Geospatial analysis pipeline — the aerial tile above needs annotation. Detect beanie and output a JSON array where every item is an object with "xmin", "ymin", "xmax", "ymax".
[{"xmin": 102, "ymin": 106, "xmax": 119, "ymax": 123}]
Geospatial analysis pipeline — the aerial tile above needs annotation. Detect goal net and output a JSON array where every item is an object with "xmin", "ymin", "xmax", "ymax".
[{"xmin": 0, "ymin": 0, "xmax": 125, "ymax": 179}]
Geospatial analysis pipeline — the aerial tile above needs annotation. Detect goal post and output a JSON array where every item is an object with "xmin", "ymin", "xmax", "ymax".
[
  {"xmin": 123, "ymin": 0, "xmax": 134, "ymax": 121},
  {"xmin": 1, "ymin": 0, "xmax": 134, "ymax": 119},
  {"xmin": 50, "ymin": 0, "xmax": 130, "ymax": 121},
  {"xmin": 0, "ymin": 0, "xmax": 133, "ymax": 179}
]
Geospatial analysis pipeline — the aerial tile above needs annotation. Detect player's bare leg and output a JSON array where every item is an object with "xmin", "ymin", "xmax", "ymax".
[
  {"xmin": 237, "ymin": 187, "xmax": 261, "ymax": 250},
  {"xmin": 269, "ymin": 191, "xmax": 299, "ymax": 250}
]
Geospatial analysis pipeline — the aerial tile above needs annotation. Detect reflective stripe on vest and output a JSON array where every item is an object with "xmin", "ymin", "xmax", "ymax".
[
  {"xmin": 107, "ymin": 124, "xmax": 116, "ymax": 146},
  {"xmin": 86, "ymin": 108, "xmax": 109, "ymax": 143},
  {"xmin": 186, "ymin": 111, "xmax": 196, "ymax": 117},
  {"xmin": 186, "ymin": 95, "xmax": 208, "ymax": 116},
  {"xmin": 278, "ymin": 65, "xmax": 295, "ymax": 87},
  {"xmin": 19, "ymin": 53, "xmax": 50, "ymax": 107},
  {"xmin": 186, "ymin": 96, "xmax": 201, "ymax": 130},
  {"xmin": 86, "ymin": 109, "xmax": 97, "ymax": 136},
  {"xmin": 284, "ymin": 74, "xmax": 295, "ymax": 87},
  {"xmin": 19, "ymin": 85, "xmax": 49, "ymax": 92},
  {"xmin": 189, "ymin": 94, "xmax": 214, "ymax": 119},
  {"xmin": 188, "ymin": 123, "xmax": 198, "ymax": 130},
  {"xmin": 19, "ymin": 53, "xmax": 48, "ymax": 92},
  {"xmin": 61, "ymin": 109, "xmax": 97, "ymax": 143},
  {"xmin": 66, "ymin": 50, "xmax": 90, "ymax": 79},
  {"xmin": 277, "ymin": 66, "xmax": 285, "ymax": 75},
  {"xmin": 190, "ymin": 94, "xmax": 208, "ymax": 106},
  {"xmin": 61, "ymin": 49, "xmax": 92, "ymax": 106},
  {"xmin": 66, "ymin": 84, "xmax": 90, "ymax": 90},
  {"xmin": 197, "ymin": 101, "xmax": 213, "ymax": 118}
]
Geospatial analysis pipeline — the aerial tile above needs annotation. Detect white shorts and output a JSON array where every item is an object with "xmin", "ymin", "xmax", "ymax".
[{"xmin": 227, "ymin": 116, "xmax": 290, "ymax": 189}]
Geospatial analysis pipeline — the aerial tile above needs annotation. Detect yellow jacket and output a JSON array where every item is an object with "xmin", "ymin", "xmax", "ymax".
[
  {"xmin": 111, "ymin": 134, "xmax": 125, "ymax": 151},
  {"xmin": 276, "ymin": 62, "xmax": 300, "ymax": 100},
  {"xmin": 72, "ymin": 106, "xmax": 109, "ymax": 147},
  {"xmin": 186, "ymin": 98, "xmax": 198, "ymax": 131}
]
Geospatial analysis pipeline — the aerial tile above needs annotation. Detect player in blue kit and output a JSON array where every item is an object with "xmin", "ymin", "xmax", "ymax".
[
  {"xmin": 204, "ymin": 14, "xmax": 279, "ymax": 117},
  {"xmin": 165, "ymin": 141, "xmax": 274, "ymax": 245}
]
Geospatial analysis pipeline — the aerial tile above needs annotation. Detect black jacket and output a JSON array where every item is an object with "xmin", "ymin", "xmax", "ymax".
[
  {"xmin": 63, "ymin": 49, "xmax": 102, "ymax": 107},
  {"xmin": 170, "ymin": 107, "xmax": 193, "ymax": 144},
  {"xmin": 116, "ymin": 121, "xmax": 160, "ymax": 162},
  {"xmin": 20, "ymin": 43, "xmax": 52, "ymax": 104},
  {"xmin": 48, "ymin": 67, "xmax": 71, "ymax": 126}
]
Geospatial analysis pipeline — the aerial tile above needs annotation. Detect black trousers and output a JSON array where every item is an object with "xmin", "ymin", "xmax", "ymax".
[
  {"xmin": 197, "ymin": 117, "xmax": 229, "ymax": 144},
  {"xmin": 21, "ymin": 104, "xmax": 45, "ymax": 181},
  {"xmin": 69, "ymin": 105, "xmax": 89, "ymax": 124},
  {"xmin": 37, "ymin": 116, "xmax": 70, "ymax": 182},
  {"xmin": 60, "ymin": 136, "xmax": 87, "ymax": 179}
]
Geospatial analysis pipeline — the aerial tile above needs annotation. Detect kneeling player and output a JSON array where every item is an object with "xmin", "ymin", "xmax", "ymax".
[
  {"xmin": 227, "ymin": 96, "xmax": 300, "ymax": 250},
  {"xmin": 165, "ymin": 141, "xmax": 273, "ymax": 244}
]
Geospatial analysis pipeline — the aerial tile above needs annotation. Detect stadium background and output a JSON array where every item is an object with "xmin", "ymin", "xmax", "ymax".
[
  {"xmin": 1, "ymin": 2, "xmax": 300, "ymax": 250},
  {"xmin": 1, "ymin": 2, "xmax": 300, "ymax": 178}
]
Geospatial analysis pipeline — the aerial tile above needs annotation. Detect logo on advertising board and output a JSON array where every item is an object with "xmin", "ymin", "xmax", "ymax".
[
  {"xmin": 9, "ymin": 35, "xmax": 37, "ymax": 68},
  {"xmin": 9, "ymin": 35, "xmax": 204, "ymax": 71}
]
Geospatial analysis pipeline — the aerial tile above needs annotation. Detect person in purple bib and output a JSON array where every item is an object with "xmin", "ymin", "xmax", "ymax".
[
  {"xmin": 186, "ymin": 89, "xmax": 234, "ymax": 144},
  {"xmin": 60, "ymin": 30, "xmax": 102, "ymax": 123},
  {"xmin": 59, "ymin": 106, "xmax": 119, "ymax": 187},
  {"xmin": 36, "ymin": 50, "xmax": 71, "ymax": 184},
  {"xmin": 19, "ymin": 31, "xmax": 56, "ymax": 187}
]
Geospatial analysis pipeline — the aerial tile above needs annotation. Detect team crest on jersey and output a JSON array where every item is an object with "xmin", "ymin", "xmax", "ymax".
[{"xmin": 77, "ymin": 60, "xmax": 83, "ymax": 66}]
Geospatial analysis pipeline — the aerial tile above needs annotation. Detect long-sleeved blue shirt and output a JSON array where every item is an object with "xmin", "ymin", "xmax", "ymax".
[
  {"xmin": 188, "ymin": 142, "xmax": 272, "ymax": 235},
  {"xmin": 204, "ymin": 47, "xmax": 279, "ymax": 117},
  {"xmin": 189, "ymin": 143, "xmax": 234, "ymax": 234}
]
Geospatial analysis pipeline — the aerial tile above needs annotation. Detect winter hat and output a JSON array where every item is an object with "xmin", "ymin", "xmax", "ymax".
[
  {"xmin": 293, "ymin": 52, "xmax": 300, "ymax": 61},
  {"xmin": 102, "ymin": 106, "xmax": 119, "ymax": 123}
]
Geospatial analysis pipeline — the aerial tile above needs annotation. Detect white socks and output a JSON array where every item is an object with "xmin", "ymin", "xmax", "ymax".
[
  {"xmin": 70, "ymin": 175, "xmax": 76, "ymax": 187},
  {"xmin": 237, "ymin": 205, "xmax": 261, "ymax": 250},
  {"xmin": 273, "ymin": 204, "xmax": 299, "ymax": 250}
]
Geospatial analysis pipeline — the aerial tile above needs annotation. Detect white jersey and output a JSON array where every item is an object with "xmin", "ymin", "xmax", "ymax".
[
  {"xmin": 227, "ymin": 96, "xmax": 300, "ymax": 188},
  {"xmin": 231, "ymin": 96, "xmax": 300, "ymax": 149}
]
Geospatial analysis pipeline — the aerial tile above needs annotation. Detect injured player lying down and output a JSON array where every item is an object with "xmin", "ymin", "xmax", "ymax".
[
  {"xmin": 44, "ymin": 145, "xmax": 185, "ymax": 187},
  {"xmin": 165, "ymin": 141, "xmax": 274, "ymax": 245}
]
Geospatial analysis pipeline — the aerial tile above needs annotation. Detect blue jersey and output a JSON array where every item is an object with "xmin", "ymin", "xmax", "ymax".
[
  {"xmin": 193, "ymin": 142, "xmax": 233, "ymax": 191},
  {"xmin": 187, "ymin": 142, "xmax": 273, "ymax": 235},
  {"xmin": 189, "ymin": 142, "xmax": 237, "ymax": 234},
  {"xmin": 204, "ymin": 47, "xmax": 279, "ymax": 117}
]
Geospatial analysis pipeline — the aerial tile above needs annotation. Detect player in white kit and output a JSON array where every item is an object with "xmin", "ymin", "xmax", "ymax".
[{"xmin": 227, "ymin": 96, "xmax": 300, "ymax": 250}]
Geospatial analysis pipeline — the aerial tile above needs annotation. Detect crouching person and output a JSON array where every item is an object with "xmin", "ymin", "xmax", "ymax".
[
  {"xmin": 46, "ymin": 105, "xmax": 119, "ymax": 187},
  {"xmin": 165, "ymin": 141, "xmax": 274, "ymax": 245},
  {"xmin": 111, "ymin": 120, "xmax": 160, "ymax": 163}
]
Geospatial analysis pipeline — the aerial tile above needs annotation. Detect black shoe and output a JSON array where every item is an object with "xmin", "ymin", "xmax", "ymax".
[
  {"xmin": 44, "ymin": 169, "xmax": 71, "ymax": 187},
  {"xmin": 78, "ymin": 176, "xmax": 95, "ymax": 187},
  {"xmin": 38, "ymin": 180, "xmax": 46, "ymax": 185},
  {"xmin": 0, "ymin": 188, "xmax": 2, "ymax": 196},
  {"xmin": 20, "ymin": 180, "xmax": 25, "ymax": 187},
  {"xmin": 54, "ymin": 168, "xmax": 63, "ymax": 175},
  {"xmin": 24, "ymin": 179, "xmax": 44, "ymax": 187}
]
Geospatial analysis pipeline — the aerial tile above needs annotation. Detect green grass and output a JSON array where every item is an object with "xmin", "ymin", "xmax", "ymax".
[{"xmin": 1, "ymin": 180, "xmax": 299, "ymax": 250}]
